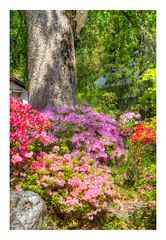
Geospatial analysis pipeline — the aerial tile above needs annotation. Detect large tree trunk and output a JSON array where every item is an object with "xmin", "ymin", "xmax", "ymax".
[{"xmin": 26, "ymin": 10, "xmax": 77, "ymax": 110}]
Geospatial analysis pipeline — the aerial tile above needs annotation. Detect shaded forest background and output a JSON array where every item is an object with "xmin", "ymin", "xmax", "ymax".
[{"xmin": 10, "ymin": 10, "xmax": 156, "ymax": 119}]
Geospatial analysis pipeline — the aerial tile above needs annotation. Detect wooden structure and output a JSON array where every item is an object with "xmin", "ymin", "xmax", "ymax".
[{"xmin": 10, "ymin": 76, "xmax": 28, "ymax": 104}]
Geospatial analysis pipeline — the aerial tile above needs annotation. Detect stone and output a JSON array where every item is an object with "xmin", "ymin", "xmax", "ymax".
[
  {"xmin": 10, "ymin": 191, "xmax": 48, "ymax": 230},
  {"xmin": 94, "ymin": 76, "xmax": 107, "ymax": 89}
]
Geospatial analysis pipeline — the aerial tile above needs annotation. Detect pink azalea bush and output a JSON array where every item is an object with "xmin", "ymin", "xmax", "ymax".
[
  {"xmin": 10, "ymin": 97, "xmax": 52, "ymax": 175},
  {"xmin": 138, "ymin": 172, "xmax": 156, "ymax": 203},
  {"xmin": 10, "ymin": 98, "xmax": 120, "ymax": 227},
  {"xmin": 10, "ymin": 97, "xmax": 124, "ymax": 172},
  {"xmin": 120, "ymin": 112, "xmax": 141, "ymax": 122},
  {"xmin": 10, "ymin": 98, "xmax": 156, "ymax": 229},
  {"xmin": 12, "ymin": 152, "xmax": 116, "ymax": 225},
  {"xmin": 118, "ymin": 112, "xmax": 141, "ymax": 138}
]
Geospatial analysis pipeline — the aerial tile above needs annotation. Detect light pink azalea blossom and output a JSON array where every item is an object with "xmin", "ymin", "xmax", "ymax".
[
  {"xmin": 147, "ymin": 184, "xmax": 153, "ymax": 190},
  {"xmin": 11, "ymin": 154, "xmax": 23, "ymax": 164},
  {"xmin": 52, "ymin": 146, "xmax": 60, "ymax": 152}
]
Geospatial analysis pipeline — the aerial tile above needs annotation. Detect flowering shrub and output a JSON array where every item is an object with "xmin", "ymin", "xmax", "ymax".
[
  {"xmin": 10, "ymin": 98, "xmax": 120, "ymax": 228},
  {"xmin": 42, "ymin": 105, "xmax": 125, "ymax": 164},
  {"xmin": 120, "ymin": 112, "xmax": 141, "ymax": 123},
  {"xmin": 119, "ymin": 112, "xmax": 141, "ymax": 138},
  {"xmin": 131, "ymin": 117, "xmax": 156, "ymax": 145},
  {"xmin": 11, "ymin": 152, "xmax": 116, "ymax": 226},
  {"xmin": 111, "ymin": 117, "xmax": 156, "ymax": 204},
  {"xmin": 138, "ymin": 172, "xmax": 156, "ymax": 202},
  {"xmin": 10, "ymin": 97, "xmax": 52, "ymax": 175},
  {"xmin": 10, "ymin": 98, "xmax": 124, "ymax": 170},
  {"xmin": 10, "ymin": 98, "xmax": 156, "ymax": 229}
]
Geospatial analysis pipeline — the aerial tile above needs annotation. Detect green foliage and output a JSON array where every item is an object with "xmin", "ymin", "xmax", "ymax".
[
  {"xmin": 101, "ymin": 116, "xmax": 156, "ymax": 230},
  {"xmin": 77, "ymin": 89, "xmax": 120, "ymax": 118},
  {"xmin": 137, "ymin": 68, "xmax": 156, "ymax": 117},
  {"xmin": 129, "ymin": 205, "xmax": 156, "ymax": 230},
  {"xmin": 10, "ymin": 10, "xmax": 28, "ymax": 86},
  {"xmin": 101, "ymin": 205, "xmax": 156, "ymax": 230},
  {"xmin": 76, "ymin": 10, "xmax": 156, "ymax": 116}
]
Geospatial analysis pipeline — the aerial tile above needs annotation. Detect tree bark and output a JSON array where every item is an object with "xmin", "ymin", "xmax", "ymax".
[
  {"xmin": 26, "ymin": 10, "xmax": 77, "ymax": 110},
  {"xmin": 72, "ymin": 10, "xmax": 88, "ymax": 42}
]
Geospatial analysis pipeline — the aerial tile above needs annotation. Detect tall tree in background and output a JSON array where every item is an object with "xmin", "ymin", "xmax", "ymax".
[
  {"xmin": 10, "ymin": 10, "xmax": 155, "ymax": 117},
  {"xmin": 26, "ymin": 10, "xmax": 87, "ymax": 110},
  {"xmin": 76, "ymin": 10, "xmax": 156, "ymax": 115}
]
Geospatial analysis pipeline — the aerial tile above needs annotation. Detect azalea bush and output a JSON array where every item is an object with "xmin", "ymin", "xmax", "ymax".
[
  {"xmin": 42, "ymin": 104, "xmax": 125, "ymax": 165},
  {"xmin": 129, "ymin": 117, "xmax": 156, "ymax": 165},
  {"xmin": 10, "ymin": 97, "xmax": 125, "ymax": 167},
  {"xmin": 10, "ymin": 97, "xmax": 54, "ymax": 176},
  {"xmin": 11, "ymin": 151, "xmax": 117, "ymax": 228},
  {"xmin": 10, "ymin": 97, "xmax": 156, "ymax": 229},
  {"xmin": 137, "ymin": 171, "xmax": 156, "ymax": 203},
  {"xmin": 10, "ymin": 98, "xmax": 121, "ymax": 228},
  {"xmin": 110, "ymin": 116, "xmax": 156, "ymax": 213},
  {"xmin": 131, "ymin": 116, "xmax": 156, "ymax": 145},
  {"xmin": 118, "ymin": 112, "xmax": 141, "ymax": 146}
]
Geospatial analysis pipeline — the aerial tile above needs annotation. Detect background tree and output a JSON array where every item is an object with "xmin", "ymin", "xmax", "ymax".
[
  {"xmin": 10, "ymin": 10, "xmax": 156, "ymax": 118},
  {"xmin": 76, "ymin": 10, "xmax": 156, "ymax": 118},
  {"xmin": 11, "ymin": 10, "xmax": 87, "ymax": 110},
  {"xmin": 26, "ymin": 10, "xmax": 77, "ymax": 110}
]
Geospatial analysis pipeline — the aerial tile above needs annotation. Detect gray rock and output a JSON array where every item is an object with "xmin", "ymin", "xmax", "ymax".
[
  {"xmin": 10, "ymin": 191, "xmax": 47, "ymax": 230},
  {"xmin": 94, "ymin": 76, "xmax": 107, "ymax": 89}
]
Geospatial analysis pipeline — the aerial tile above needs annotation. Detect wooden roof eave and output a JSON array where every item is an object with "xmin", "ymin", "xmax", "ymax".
[{"xmin": 10, "ymin": 76, "xmax": 26, "ymax": 89}]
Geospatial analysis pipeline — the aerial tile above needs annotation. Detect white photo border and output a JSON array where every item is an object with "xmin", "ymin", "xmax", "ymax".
[{"xmin": 0, "ymin": 1, "xmax": 165, "ymax": 240}]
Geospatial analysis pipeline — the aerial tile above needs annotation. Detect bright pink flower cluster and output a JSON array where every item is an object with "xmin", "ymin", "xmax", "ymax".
[
  {"xmin": 10, "ymin": 98, "xmax": 117, "ymax": 222},
  {"xmin": 138, "ymin": 172, "xmax": 156, "ymax": 205},
  {"xmin": 13, "ymin": 152, "xmax": 115, "ymax": 221},
  {"xmin": 10, "ymin": 97, "xmax": 52, "ymax": 171}
]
